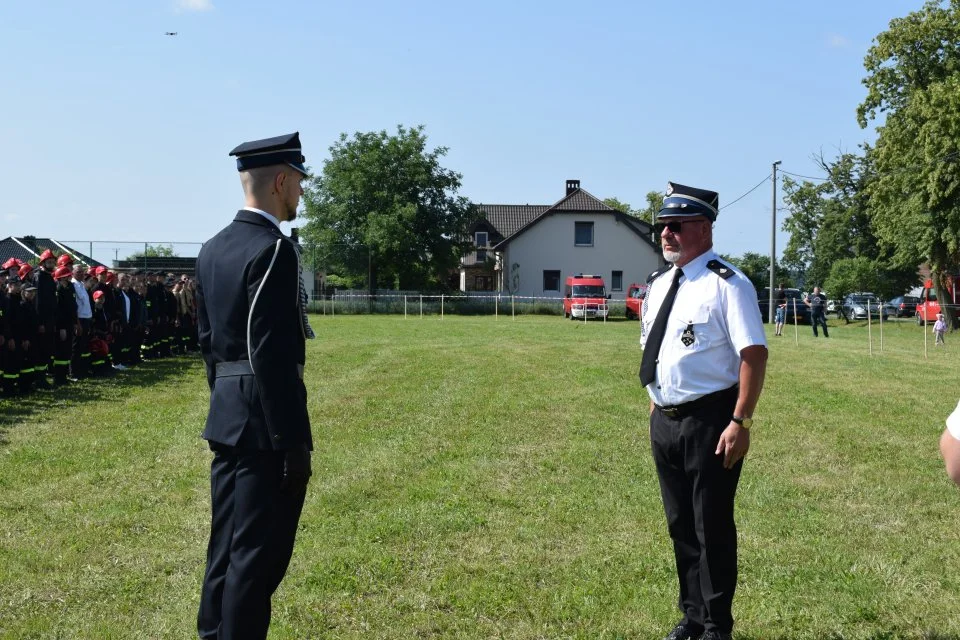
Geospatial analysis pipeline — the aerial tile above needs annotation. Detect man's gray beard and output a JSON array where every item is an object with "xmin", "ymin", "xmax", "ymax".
[{"xmin": 662, "ymin": 249, "xmax": 681, "ymax": 263}]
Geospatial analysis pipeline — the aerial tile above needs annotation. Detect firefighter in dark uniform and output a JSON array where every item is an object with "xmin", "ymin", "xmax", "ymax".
[
  {"xmin": 163, "ymin": 277, "xmax": 179, "ymax": 354},
  {"xmin": 53, "ymin": 265, "xmax": 78, "ymax": 384},
  {"xmin": 123, "ymin": 272, "xmax": 144, "ymax": 365},
  {"xmin": 196, "ymin": 132, "xmax": 313, "ymax": 640},
  {"xmin": 639, "ymin": 183, "xmax": 768, "ymax": 640},
  {"xmin": 15, "ymin": 280, "xmax": 40, "ymax": 394},
  {"xmin": 148, "ymin": 272, "xmax": 168, "ymax": 358},
  {"xmin": 35, "ymin": 249, "xmax": 58, "ymax": 388},
  {"xmin": 0, "ymin": 270, "xmax": 9, "ymax": 395}
]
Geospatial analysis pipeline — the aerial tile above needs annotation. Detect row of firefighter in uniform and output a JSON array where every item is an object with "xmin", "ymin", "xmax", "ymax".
[{"xmin": 0, "ymin": 251, "xmax": 199, "ymax": 397}]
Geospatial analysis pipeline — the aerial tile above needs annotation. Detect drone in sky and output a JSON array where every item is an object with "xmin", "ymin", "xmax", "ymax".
[{"xmin": 165, "ymin": 32, "xmax": 178, "ymax": 36}]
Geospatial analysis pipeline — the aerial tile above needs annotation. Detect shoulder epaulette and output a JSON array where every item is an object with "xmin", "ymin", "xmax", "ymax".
[
  {"xmin": 646, "ymin": 265, "xmax": 672, "ymax": 284},
  {"xmin": 706, "ymin": 259, "xmax": 735, "ymax": 280}
]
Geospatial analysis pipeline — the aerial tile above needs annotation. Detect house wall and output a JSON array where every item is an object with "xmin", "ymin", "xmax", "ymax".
[{"xmin": 499, "ymin": 212, "xmax": 661, "ymax": 298}]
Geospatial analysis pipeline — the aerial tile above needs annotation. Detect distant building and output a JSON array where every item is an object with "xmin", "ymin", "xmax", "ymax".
[
  {"xmin": 461, "ymin": 180, "xmax": 662, "ymax": 297},
  {"xmin": 113, "ymin": 255, "xmax": 198, "ymax": 276}
]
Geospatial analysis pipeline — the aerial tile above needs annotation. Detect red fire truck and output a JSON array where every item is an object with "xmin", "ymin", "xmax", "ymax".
[{"xmin": 562, "ymin": 274, "xmax": 610, "ymax": 320}]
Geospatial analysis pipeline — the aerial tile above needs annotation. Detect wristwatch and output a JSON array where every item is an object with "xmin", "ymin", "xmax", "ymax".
[{"xmin": 732, "ymin": 416, "xmax": 753, "ymax": 429}]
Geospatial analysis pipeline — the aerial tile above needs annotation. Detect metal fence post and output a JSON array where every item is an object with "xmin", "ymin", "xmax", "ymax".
[{"xmin": 441, "ymin": 294, "xmax": 444, "ymax": 318}]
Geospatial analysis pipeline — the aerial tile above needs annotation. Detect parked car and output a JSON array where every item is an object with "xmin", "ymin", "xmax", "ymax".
[
  {"xmin": 886, "ymin": 295, "xmax": 920, "ymax": 318},
  {"xmin": 757, "ymin": 287, "xmax": 812, "ymax": 324},
  {"xmin": 839, "ymin": 292, "xmax": 890, "ymax": 323}
]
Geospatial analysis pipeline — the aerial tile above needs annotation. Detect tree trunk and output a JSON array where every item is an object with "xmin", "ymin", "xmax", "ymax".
[{"xmin": 934, "ymin": 271, "xmax": 958, "ymax": 330}]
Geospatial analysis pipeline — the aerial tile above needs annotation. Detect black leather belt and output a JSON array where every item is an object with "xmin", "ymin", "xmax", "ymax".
[
  {"xmin": 215, "ymin": 360, "xmax": 304, "ymax": 379},
  {"xmin": 656, "ymin": 385, "xmax": 737, "ymax": 419}
]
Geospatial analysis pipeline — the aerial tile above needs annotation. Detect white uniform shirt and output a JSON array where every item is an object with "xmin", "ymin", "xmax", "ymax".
[
  {"xmin": 947, "ymin": 400, "xmax": 960, "ymax": 441},
  {"xmin": 72, "ymin": 278, "xmax": 92, "ymax": 319},
  {"xmin": 640, "ymin": 250, "xmax": 766, "ymax": 406},
  {"xmin": 120, "ymin": 289, "xmax": 131, "ymax": 322}
]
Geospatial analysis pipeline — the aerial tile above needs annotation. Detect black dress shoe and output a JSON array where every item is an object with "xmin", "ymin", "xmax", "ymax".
[
  {"xmin": 664, "ymin": 623, "xmax": 704, "ymax": 640},
  {"xmin": 700, "ymin": 631, "xmax": 732, "ymax": 640}
]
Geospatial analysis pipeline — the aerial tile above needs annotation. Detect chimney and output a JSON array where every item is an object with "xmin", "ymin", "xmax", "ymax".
[{"xmin": 566, "ymin": 179, "xmax": 581, "ymax": 195}]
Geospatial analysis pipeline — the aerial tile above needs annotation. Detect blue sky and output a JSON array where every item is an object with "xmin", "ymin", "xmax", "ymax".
[{"xmin": 0, "ymin": 0, "xmax": 921, "ymax": 265}]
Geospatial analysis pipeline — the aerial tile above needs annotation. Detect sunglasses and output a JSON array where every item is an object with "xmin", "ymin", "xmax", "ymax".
[{"xmin": 654, "ymin": 219, "xmax": 707, "ymax": 235}]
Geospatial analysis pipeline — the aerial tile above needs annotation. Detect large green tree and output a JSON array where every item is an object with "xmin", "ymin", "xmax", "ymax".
[
  {"xmin": 721, "ymin": 252, "xmax": 785, "ymax": 291},
  {"xmin": 602, "ymin": 191, "xmax": 663, "ymax": 223},
  {"xmin": 858, "ymin": 0, "xmax": 960, "ymax": 321},
  {"xmin": 780, "ymin": 150, "xmax": 916, "ymax": 296},
  {"xmin": 300, "ymin": 125, "xmax": 480, "ymax": 292},
  {"xmin": 125, "ymin": 244, "xmax": 178, "ymax": 260}
]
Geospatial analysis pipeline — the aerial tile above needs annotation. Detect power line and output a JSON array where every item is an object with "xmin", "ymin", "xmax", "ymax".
[
  {"xmin": 720, "ymin": 175, "xmax": 770, "ymax": 210},
  {"xmin": 780, "ymin": 169, "xmax": 830, "ymax": 181},
  {"xmin": 781, "ymin": 149, "xmax": 960, "ymax": 184}
]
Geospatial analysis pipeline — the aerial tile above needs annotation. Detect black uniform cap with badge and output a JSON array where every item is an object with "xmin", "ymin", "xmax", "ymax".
[
  {"xmin": 229, "ymin": 132, "xmax": 308, "ymax": 177},
  {"xmin": 657, "ymin": 181, "xmax": 720, "ymax": 223}
]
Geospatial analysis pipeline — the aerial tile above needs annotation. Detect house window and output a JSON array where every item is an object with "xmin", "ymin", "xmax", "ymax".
[
  {"xmin": 612, "ymin": 270, "xmax": 623, "ymax": 291},
  {"xmin": 574, "ymin": 221, "xmax": 594, "ymax": 246},
  {"xmin": 475, "ymin": 275, "xmax": 493, "ymax": 291},
  {"xmin": 475, "ymin": 230, "xmax": 489, "ymax": 262},
  {"xmin": 543, "ymin": 270, "xmax": 561, "ymax": 292}
]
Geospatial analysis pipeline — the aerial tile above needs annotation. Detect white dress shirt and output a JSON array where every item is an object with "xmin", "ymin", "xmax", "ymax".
[
  {"xmin": 640, "ymin": 250, "xmax": 766, "ymax": 407},
  {"xmin": 242, "ymin": 206, "xmax": 281, "ymax": 229},
  {"xmin": 72, "ymin": 278, "xmax": 92, "ymax": 319}
]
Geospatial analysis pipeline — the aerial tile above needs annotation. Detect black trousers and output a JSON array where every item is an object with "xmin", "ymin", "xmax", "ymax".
[
  {"xmin": 53, "ymin": 328, "xmax": 73, "ymax": 382},
  {"xmin": 72, "ymin": 318, "xmax": 92, "ymax": 378},
  {"xmin": 198, "ymin": 444, "xmax": 306, "ymax": 640},
  {"xmin": 811, "ymin": 311, "xmax": 829, "ymax": 337},
  {"xmin": 650, "ymin": 386, "xmax": 742, "ymax": 634},
  {"xmin": 36, "ymin": 323, "xmax": 55, "ymax": 376}
]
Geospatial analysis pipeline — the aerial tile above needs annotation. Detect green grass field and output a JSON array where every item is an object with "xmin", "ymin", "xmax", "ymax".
[{"xmin": 1, "ymin": 315, "xmax": 958, "ymax": 639}]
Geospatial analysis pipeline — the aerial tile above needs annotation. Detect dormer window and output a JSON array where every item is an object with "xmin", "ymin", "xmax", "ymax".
[{"xmin": 475, "ymin": 231, "xmax": 488, "ymax": 262}]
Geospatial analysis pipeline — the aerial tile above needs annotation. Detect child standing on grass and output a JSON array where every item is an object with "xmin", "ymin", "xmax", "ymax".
[{"xmin": 934, "ymin": 313, "xmax": 947, "ymax": 346}]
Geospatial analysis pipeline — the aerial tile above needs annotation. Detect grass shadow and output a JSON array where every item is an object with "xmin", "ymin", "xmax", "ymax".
[
  {"xmin": 0, "ymin": 355, "xmax": 202, "ymax": 447},
  {"xmin": 736, "ymin": 631, "xmax": 960, "ymax": 640}
]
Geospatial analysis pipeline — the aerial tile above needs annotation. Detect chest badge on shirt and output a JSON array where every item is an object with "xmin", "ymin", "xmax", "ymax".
[{"xmin": 681, "ymin": 323, "xmax": 696, "ymax": 347}]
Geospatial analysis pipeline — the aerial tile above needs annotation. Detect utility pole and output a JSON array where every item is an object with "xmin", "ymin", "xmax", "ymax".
[{"xmin": 769, "ymin": 161, "xmax": 781, "ymax": 325}]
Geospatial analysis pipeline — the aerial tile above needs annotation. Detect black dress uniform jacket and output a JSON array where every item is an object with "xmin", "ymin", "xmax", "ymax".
[
  {"xmin": 196, "ymin": 209, "xmax": 312, "ymax": 451},
  {"xmin": 36, "ymin": 269, "xmax": 57, "ymax": 325},
  {"xmin": 56, "ymin": 283, "xmax": 78, "ymax": 329}
]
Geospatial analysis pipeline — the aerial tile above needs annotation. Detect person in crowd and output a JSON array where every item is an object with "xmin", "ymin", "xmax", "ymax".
[
  {"xmin": 71, "ymin": 263, "xmax": 94, "ymax": 379},
  {"xmin": 53, "ymin": 265, "xmax": 78, "ymax": 385},
  {"xmin": 34, "ymin": 249, "xmax": 58, "ymax": 388}
]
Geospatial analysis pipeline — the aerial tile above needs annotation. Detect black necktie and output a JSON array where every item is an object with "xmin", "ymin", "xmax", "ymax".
[{"xmin": 639, "ymin": 267, "xmax": 683, "ymax": 387}]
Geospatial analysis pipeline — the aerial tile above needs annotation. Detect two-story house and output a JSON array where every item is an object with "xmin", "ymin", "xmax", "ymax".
[{"xmin": 460, "ymin": 180, "xmax": 662, "ymax": 298}]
